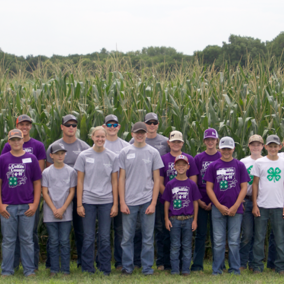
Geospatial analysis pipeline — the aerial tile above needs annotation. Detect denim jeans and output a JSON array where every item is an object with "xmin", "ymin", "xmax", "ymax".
[
  {"xmin": 239, "ymin": 198, "xmax": 254, "ymax": 269},
  {"xmin": 267, "ymin": 230, "xmax": 276, "ymax": 269},
  {"xmin": 252, "ymin": 208, "xmax": 284, "ymax": 272},
  {"xmin": 1, "ymin": 204, "xmax": 35, "ymax": 276},
  {"xmin": 170, "ymin": 217, "xmax": 193, "ymax": 274},
  {"xmin": 191, "ymin": 207, "xmax": 213, "ymax": 271},
  {"xmin": 14, "ymin": 202, "xmax": 40, "ymax": 270},
  {"xmin": 211, "ymin": 205, "xmax": 242, "ymax": 275},
  {"xmin": 122, "ymin": 201, "xmax": 155, "ymax": 275},
  {"xmin": 45, "ymin": 221, "xmax": 72, "ymax": 274},
  {"xmin": 81, "ymin": 203, "xmax": 112, "ymax": 274}
]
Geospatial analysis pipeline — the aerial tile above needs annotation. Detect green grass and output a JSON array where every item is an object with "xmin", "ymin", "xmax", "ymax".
[{"xmin": 0, "ymin": 261, "xmax": 282, "ymax": 284}]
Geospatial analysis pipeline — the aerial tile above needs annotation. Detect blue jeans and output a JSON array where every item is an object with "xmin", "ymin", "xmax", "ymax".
[
  {"xmin": 239, "ymin": 198, "xmax": 254, "ymax": 269},
  {"xmin": 267, "ymin": 230, "xmax": 276, "ymax": 269},
  {"xmin": 1, "ymin": 204, "xmax": 35, "ymax": 276},
  {"xmin": 170, "ymin": 217, "xmax": 193, "ymax": 274},
  {"xmin": 81, "ymin": 203, "xmax": 112, "ymax": 274},
  {"xmin": 122, "ymin": 201, "xmax": 155, "ymax": 275},
  {"xmin": 45, "ymin": 221, "xmax": 72, "ymax": 274},
  {"xmin": 191, "ymin": 207, "xmax": 213, "ymax": 271},
  {"xmin": 211, "ymin": 205, "xmax": 242, "ymax": 275},
  {"xmin": 252, "ymin": 208, "xmax": 284, "ymax": 272}
]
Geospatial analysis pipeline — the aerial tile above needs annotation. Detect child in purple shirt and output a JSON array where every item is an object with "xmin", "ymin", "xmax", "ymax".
[
  {"xmin": 204, "ymin": 136, "xmax": 250, "ymax": 275},
  {"xmin": 163, "ymin": 155, "xmax": 201, "ymax": 275}
]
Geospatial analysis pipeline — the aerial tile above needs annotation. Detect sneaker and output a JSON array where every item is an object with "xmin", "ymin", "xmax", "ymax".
[{"xmin": 157, "ymin": 265, "xmax": 164, "ymax": 271}]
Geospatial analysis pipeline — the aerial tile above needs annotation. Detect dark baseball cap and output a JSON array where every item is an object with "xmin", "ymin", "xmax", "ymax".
[
  {"xmin": 8, "ymin": 129, "xmax": 23, "ymax": 140},
  {"xmin": 50, "ymin": 142, "xmax": 67, "ymax": 154},
  {"xmin": 266, "ymin": 135, "xmax": 281, "ymax": 145},
  {"xmin": 105, "ymin": 114, "xmax": 119, "ymax": 124},
  {"xmin": 62, "ymin": 114, "xmax": 78, "ymax": 125},
  {"xmin": 16, "ymin": 114, "xmax": 32, "ymax": 124},
  {"xmin": 144, "ymin": 112, "xmax": 159, "ymax": 123},
  {"xmin": 131, "ymin": 122, "xmax": 147, "ymax": 133}
]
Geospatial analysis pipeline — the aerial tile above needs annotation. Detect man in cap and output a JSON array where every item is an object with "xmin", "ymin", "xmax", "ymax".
[
  {"xmin": 0, "ymin": 129, "xmax": 42, "ymax": 277},
  {"xmin": 46, "ymin": 114, "xmax": 90, "ymax": 268},
  {"xmin": 1, "ymin": 114, "xmax": 46, "ymax": 271},
  {"xmin": 118, "ymin": 122, "xmax": 164, "ymax": 275}
]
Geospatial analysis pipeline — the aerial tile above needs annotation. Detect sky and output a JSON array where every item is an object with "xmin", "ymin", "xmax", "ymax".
[{"xmin": 0, "ymin": 0, "xmax": 283, "ymax": 57}]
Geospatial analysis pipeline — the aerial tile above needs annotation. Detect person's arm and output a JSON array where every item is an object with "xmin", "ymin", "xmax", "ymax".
[
  {"xmin": 77, "ymin": 171, "xmax": 85, "ymax": 217},
  {"xmin": 119, "ymin": 168, "xmax": 130, "ymax": 214},
  {"xmin": 0, "ymin": 179, "xmax": 10, "ymax": 219},
  {"xmin": 164, "ymin": 200, "xmax": 172, "ymax": 231},
  {"xmin": 228, "ymin": 182, "xmax": 247, "ymax": 216},
  {"xmin": 42, "ymin": 186, "xmax": 61, "ymax": 219},
  {"xmin": 252, "ymin": 176, "xmax": 260, "ymax": 217},
  {"xmin": 38, "ymin": 159, "xmax": 45, "ymax": 172},
  {"xmin": 159, "ymin": 176, "xmax": 165, "ymax": 194},
  {"xmin": 189, "ymin": 175, "xmax": 197, "ymax": 184},
  {"xmin": 145, "ymin": 169, "xmax": 160, "ymax": 214},
  {"xmin": 25, "ymin": 179, "xmax": 41, "ymax": 217},
  {"xmin": 110, "ymin": 172, "xmax": 118, "ymax": 217},
  {"xmin": 46, "ymin": 161, "xmax": 52, "ymax": 168},
  {"xmin": 206, "ymin": 181, "xmax": 229, "ymax": 215},
  {"xmin": 192, "ymin": 200, "xmax": 198, "ymax": 231},
  {"xmin": 56, "ymin": 187, "xmax": 75, "ymax": 218}
]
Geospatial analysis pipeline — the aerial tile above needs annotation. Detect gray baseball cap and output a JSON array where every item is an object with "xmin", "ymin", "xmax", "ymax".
[
  {"xmin": 144, "ymin": 112, "xmax": 159, "ymax": 123},
  {"xmin": 219, "ymin": 136, "xmax": 235, "ymax": 149},
  {"xmin": 62, "ymin": 114, "xmax": 78, "ymax": 125},
  {"xmin": 266, "ymin": 135, "xmax": 281, "ymax": 145},
  {"xmin": 104, "ymin": 114, "xmax": 119, "ymax": 124},
  {"xmin": 131, "ymin": 122, "xmax": 147, "ymax": 133},
  {"xmin": 50, "ymin": 142, "xmax": 67, "ymax": 154}
]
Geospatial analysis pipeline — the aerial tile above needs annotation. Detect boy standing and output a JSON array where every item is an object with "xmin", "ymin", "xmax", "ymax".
[
  {"xmin": 42, "ymin": 143, "xmax": 77, "ymax": 276},
  {"xmin": 119, "ymin": 122, "xmax": 164, "ymax": 275},
  {"xmin": 0, "ymin": 129, "xmax": 42, "ymax": 277},
  {"xmin": 163, "ymin": 155, "xmax": 201, "ymax": 275},
  {"xmin": 204, "ymin": 136, "xmax": 250, "ymax": 275},
  {"xmin": 251, "ymin": 135, "xmax": 284, "ymax": 273}
]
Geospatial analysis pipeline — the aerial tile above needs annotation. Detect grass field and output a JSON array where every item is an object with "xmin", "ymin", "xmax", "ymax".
[{"xmin": 0, "ymin": 261, "xmax": 282, "ymax": 284}]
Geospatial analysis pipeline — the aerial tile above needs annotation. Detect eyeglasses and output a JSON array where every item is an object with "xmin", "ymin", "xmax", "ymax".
[
  {"xmin": 106, "ymin": 123, "xmax": 119, "ymax": 128},
  {"xmin": 146, "ymin": 121, "xmax": 158, "ymax": 125},
  {"xmin": 64, "ymin": 124, "xmax": 77, "ymax": 128}
]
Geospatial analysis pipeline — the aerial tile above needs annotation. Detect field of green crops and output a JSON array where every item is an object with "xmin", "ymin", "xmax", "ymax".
[{"xmin": 0, "ymin": 56, "xmax": 283, "ymax": 258}]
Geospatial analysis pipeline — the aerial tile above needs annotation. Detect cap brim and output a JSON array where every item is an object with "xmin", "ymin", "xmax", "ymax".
[
  {"xmin": 8, "ymin": 135, "xmax": 23, "ymax": 140},
  {"xmin": 51, "ymin": 149, "xmax": 67, "ymax": 153},
  {"xmin": 204, "ymin": 135, "xmax": 218, "ymax": 139},
  {"xmin": 219, "ymin": 146, "xmax": 234, "ymax": 149},
  {"xmin": 169, "ymin": 138, "xmax": 184, "ymax": 142},
  {"xmin": 174, "ymin": 158, "xmax": 189, "ymax": 164},
  {"xmin": 132, "ymin": 128, "xmax": 147, "ymax": 133},
  {"xmin": 266, "ymin": 141, "xmax": 280, "ymax": 145}
]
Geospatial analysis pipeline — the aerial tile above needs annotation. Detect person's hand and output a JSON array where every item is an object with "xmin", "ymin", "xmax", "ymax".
[
  {"xmin": 228, "ymin": 206, "xmax": 238, "ymax": 217},
  {"xmin": 25, "ymin": 203, "xmax": 37, "ymax": 217},
  {"xmin": 165, "ymin": 219, "xmax": 172, "ymax": 231},
  {"xmin": 120, "ymin": 203, "xmax": 130, "ymax": 214},
  {"xmin": 217, "ymin": 205, "xmax": 229, "ymax": 216},
  {"xmin": 110, "ymin": 204, "xmax": 118, "ymax": 217},
  {"xmin": 205, "ymin": 203, "xmax": 212, "ymax": 211},
  {"xmin": 77, "ymin": 205, "xmax": 85, "ymax": 217},
  {"xmin": 54, "ymin": 207, "xmax": 66, "ymax": 219},
  {"xmin": 145, "ymin": 203, "xmax": 155, "ymax": 214},
  {"xmin": 198, "ymin": 200, "xmax": 207, "ymax": 210},
  {"xmin": 192, "ymin": 220, "xmax": 197, "ymax": 231},
  {"xmin": 252, "ymin": 205, "xmax": 260, "ymax": 217},
  {"xmin": 0, "ymin": 204, "xmax": 10, "ymax": 219}
]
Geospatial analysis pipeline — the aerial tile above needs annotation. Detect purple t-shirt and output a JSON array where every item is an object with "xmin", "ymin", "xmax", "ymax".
[
  {"xmin": 162, "ymin": 178, "xmax": 201, "ymax": 217},
  {"xmin": 194, "ymin": 151, "xmax": 222, "ymax": 205},
  {"xmin": 203, "ymin": 158, "xmax": 250, "ymax": 214},
  {"xmin": 0, "ymin": 152, "xmax": 42, "ymax": 205},
  {"xmin": 2, "ymin": 138, "xmax": 46, "ymax": 161}
]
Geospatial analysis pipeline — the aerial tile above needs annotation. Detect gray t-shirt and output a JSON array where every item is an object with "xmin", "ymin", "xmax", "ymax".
[
  {"xmin": 119, "ymin": 144, "xmax": 164, "ymax": 206},
  {"xmin": 74, "ymin": 148, "xmax": 119, "ymax": 205},
  {"xmin": 46, "ymin": 138, "xmax": 90, "ymax": 168},
  {"xmin": 104, "ymin": 138, "xmax": 129, "ymax": 155},
  {"xmin": 42, "ymin": 164, "xmax": 77, "ymax": 222},
  {"xmin": 129, "ymin": 134, "xmax": 170, "ymax": 156}
]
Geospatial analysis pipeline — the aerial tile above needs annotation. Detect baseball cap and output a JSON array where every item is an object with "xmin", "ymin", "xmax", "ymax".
[
  {"xmin": 249, "ymin": 134, "xmax": 264, "ymax": 144},
  {"xmin": 266, "ymin": 135, "xmax": 281, "ymax": 145},
  {"xmin": 104, "ymin": 114, "xmax": 119, "ymax": 124},
  {"xmin": 50, "ymin": 142, "xmax": 67, "ymax": 154},
  {"xmin": 204, "ymin": 128, "xmax": 218, "ymax": 139},
  {"xmin": 219, "ymin": 136, "xmax": 235, "ymax": 149},
  {"xmin": 175, "ymin": 155, "xmax": 189, "ymax": 164},
  {"xmin": 169, "ymin": 131, "xmax": 184, "ymax": 142},
  {"xmin": 62, "ymin": 114, "xmax": 78, "ymax": 125},
  {"xmin": 131, "ymin": 122, "xmax": 147, "ymax": 133},
  {"xmin": 16, "ymin": 114, "xmax": 32, "ymax": 124},
  {"xmin": 144, "ymin": 112, "xmax": 159, "ymax": 123},
  {"xmin": 8, "ymin": 129, "xmax": 23, "ymax": 140}
]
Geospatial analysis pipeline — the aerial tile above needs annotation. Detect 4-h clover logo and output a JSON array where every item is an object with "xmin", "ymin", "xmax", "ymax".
[
  {"xmin": 220, "ymin": 180, "xmax": 228, "ymax": 190},
  {"xmin": 247, "ymin": 166, "xmax": 253, "ymax": 185},
  {"xmin": 173, "ymin": 199, "xmax": 182, "ymax": 209},
  {"xmin": 267, "ymin": 167, "xmax": 281, "ymax": 183},
  {"xmin": 170, "ymin": 174, "xmax": 176, "ymax": 181},
  {"xmin": 9, "ymin": 177, "xmax": 18, "ymax": 186}
]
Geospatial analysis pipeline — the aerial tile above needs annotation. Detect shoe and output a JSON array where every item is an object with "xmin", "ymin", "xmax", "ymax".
[
  {"xmin": 116, "ymin": 266, "xmax": 123, "ymax": 271},
  {"xmin": 121, "ymin": 270, "xmax": 132, "ymax": 276},
  {"xmin": 239, "ymin": 267, "xmax": 246, "ymax": 271},
  {"xmin": 182, "ymin": 273, "xmax": 190, "ymax": 276},
  {"xmin": 253, "ymin": 270, "xmax": 261, "ymax": 274},
  {"xmin": 157, "ymin": 265, "xmax": 164, "ymax": 271}
]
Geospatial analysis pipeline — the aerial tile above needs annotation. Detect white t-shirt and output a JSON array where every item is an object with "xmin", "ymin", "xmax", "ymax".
[{"xmin": 251, "ymin": 156, "xmax": 284, "ymax": 208}]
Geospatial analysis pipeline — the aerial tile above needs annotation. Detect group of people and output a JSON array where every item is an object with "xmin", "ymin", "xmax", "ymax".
[{"xmin": 0, "ymin": 111, "xmax": 283, "ymax": 277}]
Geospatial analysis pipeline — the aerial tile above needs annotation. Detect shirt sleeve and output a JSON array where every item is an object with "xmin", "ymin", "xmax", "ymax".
[
  {"xmin": 41, "ymin": 169, "xmax": 49, "ymax": 187},
  {"xmin": 162, "ymin": 183, "xmax": 172, "ymax": 202},
  {"xmin": 36, "ymin": 142, "xmax": 47, "ymax": 160},
  {"xmin": 0, "ymin": 157, "xmax": 4, "ymax": 180},
  {"xmin": 1, "ymin": 143, "xmax": 11, "ymax": 155},
  {"xmin": 187, "ymin": 155, "xmax": 199, "ymax": 177},
  {"xmin": 46, "ymin": 146, "xmax": 53, "ymax": 164},
  {"xmin": 203, "ymin": 163, "xmax": 215, "ymax": 183},
  {"xmin": 70, "ymin": 169, "xmax": 77, "ymax": 187},
  {"xmin": 73, "ymin": 153, "xmax": 85, "ymax": 173},
  {"xmin": 251, "ymin": 161, "xmax": 260, "ymax": 177},
  {"xmin": 31, "ymin": 156, "xmax": 42, "ymax": 181},
  {"xmin": 129, "ymin": 138, "xmax": 134, "ymax": 145},
  {"xmin": 239, "ymin": 161, "xmax": 251, "ymax": 183},
  {"xmin": 118, "ymin": 150, "xmax": 126, "ymax": 170},
  {"xmin": 192, "ymin": 182, "xmax": 202, "ymax": 201},
  {"xmin": 153, "ymin": 150, "xmax": 164, "ymax": 171},
  {"xmin": 112, "ymin": 155, "xmax": 119, "ymax": 173}
]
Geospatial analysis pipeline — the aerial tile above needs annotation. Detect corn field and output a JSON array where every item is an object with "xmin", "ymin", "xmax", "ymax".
[{"xmin": 0, "ymin": 55, "xmax": 283, "ymax": 259}]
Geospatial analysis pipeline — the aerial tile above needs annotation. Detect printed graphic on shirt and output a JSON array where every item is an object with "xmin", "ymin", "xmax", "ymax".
[
  {"xmin": 172, "ymin": 186, "xmax": 190, "ymax": 210},
  {"xmin": 201, "ymin": 161, "xmax": 214, "ymax": 184},
  {"xmin": 155, "ymin": 143, "xmax": 164, "ymax": 150},
  {"xmin": 24, "ymin": 147, "xmax": 33, "ymax": 154},
  {"xmin": 73, "ymin": 146, "xmax": 82, "ymax": 155},
  {"xmin": 6, "ymin": 163, "xmax": 27, "ymax": 188},
  {"xmin": 267, "ymin": 167, "xmax": 281, "ymax": 183},
  {"xmin": 167, "ymin": 162, "xmax": 177, "ymax": 181},
  {"xmin": 247, "ymin": 165, "xmax": 253, "ymax": 185},
  {"xmin": 142, "ymin": 157, "xmax": 151, "ymax": 164},
  {"xmin": 216, "ymin": 167, "xmax": 237, "ymax": 191}
]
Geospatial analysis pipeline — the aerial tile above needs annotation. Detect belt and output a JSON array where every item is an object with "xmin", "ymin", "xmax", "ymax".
[
  {"xmin": 170, "ymin": 215, "xmax": 193, "ymax": 221},
  {"xmin": 245, "ymin": 195, "xmax": 252, "ymax": 201}
]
